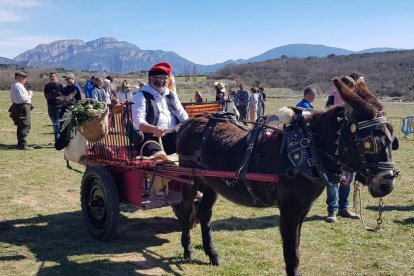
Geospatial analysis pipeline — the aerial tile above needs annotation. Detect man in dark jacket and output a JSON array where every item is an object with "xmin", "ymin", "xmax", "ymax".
[
  {"xmin": 62, "ymin": 72, "xmax": 82, "ymax": 102},
  {"xmin": 235, "ymin": 84, "xmax": 249, "ymax": 122},
  {"xmin": 44, "ymin": 72, "xmax": 64, "ymax": 140}
]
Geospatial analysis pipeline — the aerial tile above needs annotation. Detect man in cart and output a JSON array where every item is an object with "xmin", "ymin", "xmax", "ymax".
[{"xmin": 131, "ymin": 62, "xmax": 189, "ymax": 159}]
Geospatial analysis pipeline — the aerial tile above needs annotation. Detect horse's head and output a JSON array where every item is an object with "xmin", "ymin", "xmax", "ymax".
[{"xmin": 333, "ymin": 77, "xmax": 399, "ymax": 198}]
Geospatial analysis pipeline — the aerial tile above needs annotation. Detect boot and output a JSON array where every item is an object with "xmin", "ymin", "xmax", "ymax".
[
  {"xmin": 18, "ymin": 145, "xmax": 34, "ymax": 150},
  {"xmin": 325, "ymin": 210, "xmax": 337, "ymax": 223},
  {"xmin": 338, "ymin": 208, "xmax": 360, "ymax": 219}
]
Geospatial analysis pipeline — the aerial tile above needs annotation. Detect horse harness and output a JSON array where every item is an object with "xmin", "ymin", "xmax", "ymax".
[
  {"xmin": 281, "ymin": 113, "xmax": 341, "ymax": 187},
  {"xmin": 179, "ymin": 112, "xmax": 278, "ymax": 206},
  {"xmin": 180, "ymin": 109, "xmax": 397, "ymax": 207},
  {"xmin": 337, "ymin": 114, "xmax": 398, "ymax": 183},
  {"xmin": 283, "ymin": 108, "xmax": 397, "ymax": 187}
]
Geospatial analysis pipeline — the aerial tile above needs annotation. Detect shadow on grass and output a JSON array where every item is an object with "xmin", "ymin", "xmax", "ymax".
[
  {"xmin": 366, "ymin": 204, "xmax": 414, "ymax": 212},
  {"xmin": 0, "ymin": 211, "xmax": 188, "ymax": 275},
  {"xmin": 0, "ymin": 143, "xmax": 17, "ymax": 150},
  {"xmin": 394, "ymin": 217, "xmax": 414, "ymax": 225},
  {"xmin": 212, "ymin": 215, "xmax": 279, "ymax": 231},
  {"xmin": 0, "ymin": 143, "xmax": 55, "ymax": 150},
  {"xmin": 211, "ymin": 213, "xmax": 323, "ymax": 232}
]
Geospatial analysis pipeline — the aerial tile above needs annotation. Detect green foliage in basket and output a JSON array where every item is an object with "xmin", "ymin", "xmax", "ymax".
[{"xmin": 60, "ymin": 99, "xmax": 107, "ymax": 132}]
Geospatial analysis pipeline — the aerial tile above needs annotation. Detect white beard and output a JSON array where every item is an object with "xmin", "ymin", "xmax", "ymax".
[{"xmin": 156, "ymin": 86, "xmax": 167, "ymax": 95}]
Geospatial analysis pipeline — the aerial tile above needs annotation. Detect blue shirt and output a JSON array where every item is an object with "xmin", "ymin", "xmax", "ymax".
[
  {"xmin": 296, "ymin": 99, "xmax": 313, "ymax": 109},
  {"xmin": 84, "ymin": 81, "xmax": 94, "ymax": 98}
]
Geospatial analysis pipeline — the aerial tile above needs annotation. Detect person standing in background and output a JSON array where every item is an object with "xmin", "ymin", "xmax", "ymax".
[
  {"xmin": 102, "ymin": 79, "xmax": 114, "ymax": 105},
  {"xmin": 84, "ymin": 76, "xmax": 95, "ymax": 98},
  {"xmin": 214, "ymin": 82, "xmax": 226, "ymax": 103},
  {"xmin": 90, "ymin": 77, "xmax": 107, "ymax": 103},
  {"xmin": 296, "ymin": 87, "xmax": 316, "ymax": 109},
  {"xmin": 257, "ymin": 87, "xmax": 266, "ymax": 117},
  {"xmin": 61, "ymin": 73, "xmax": 82, "ymax": 102},
  {"xmin": 117, "ymin": 80, "xmax": 133, "ymax": 102},
  {"xmin": 249, "ymin": 87, "xmax": 259, "ymax": 122},
  {"xmin": 106, "ymin": 75, "xmax": 118, "ymax": 102},
  {"xmin": 235, "ymin": 84, "xmax": 249, "ymax": 122},
  {"xmin": 10, "ymin": 72, "xmax": 34, "ymax": 150},
  {"xmin": 44, "ymin": 72, "xmax": 64, "ymax": 140},
  {"xmin": 325, "ymin": 75, "xmax": 360, "ymax": 223}
]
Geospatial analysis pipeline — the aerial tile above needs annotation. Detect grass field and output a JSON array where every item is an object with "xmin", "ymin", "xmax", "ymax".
[{"xmin": 0, "ymin": 91, "xmax": 413, "ymax": 275}]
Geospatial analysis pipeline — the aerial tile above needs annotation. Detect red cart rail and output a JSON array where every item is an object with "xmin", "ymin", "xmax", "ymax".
[{"xmin": 80, "ymin": 101, "xmax": 279, "ymax": 240}]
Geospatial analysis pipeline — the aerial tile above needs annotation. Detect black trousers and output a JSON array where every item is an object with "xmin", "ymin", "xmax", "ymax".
[
  {"xmin": 141, "ymin": 132, "xmax": 177, "ymax": 156},
  {"xmin": 237, "ymin": 105, "xmax": 248, "ymax": 121},
  {"xmin": 15, "ymin": 103, "xmax": 32, "ymax": 146}
]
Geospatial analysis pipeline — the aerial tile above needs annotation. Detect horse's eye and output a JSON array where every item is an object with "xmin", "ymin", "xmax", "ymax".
[{"xmin": 392, "ymin": 137, "xmax": 399, "ymax": 150}]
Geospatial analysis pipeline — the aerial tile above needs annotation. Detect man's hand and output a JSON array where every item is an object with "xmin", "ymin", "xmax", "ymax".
[
  {"xmin": 57, "ymin": 95, "xmax": 66, "ymax": 101},
  {"xmin": 153, "ymin": 126, "xmax": 165, "ymax": 137}
]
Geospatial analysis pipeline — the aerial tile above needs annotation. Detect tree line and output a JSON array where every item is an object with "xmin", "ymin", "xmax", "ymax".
[{"xmin": 209, "ymin": 50, "xmax": 414, "ymax": 100}]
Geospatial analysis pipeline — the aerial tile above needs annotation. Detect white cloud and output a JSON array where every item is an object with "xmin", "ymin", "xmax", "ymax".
[
  {"xmin": 0, "ymin": 0, "xmax": 42, "ymax": 8},
  {"xmin": 0, "ymin": 32, "xmax": 62, "ymax": 58},
  {"xmin": 0, "ymin": 9, "xmax": 23, "ymax": 23},
  {"xmin": 0, "ymin": 0, "xmax": 43, "ymax": 23}
]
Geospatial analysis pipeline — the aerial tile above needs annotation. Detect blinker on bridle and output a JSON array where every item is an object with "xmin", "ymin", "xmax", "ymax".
[{"xmin": 341, "ymin": 116, "xmax": 396, "ymax": 179}]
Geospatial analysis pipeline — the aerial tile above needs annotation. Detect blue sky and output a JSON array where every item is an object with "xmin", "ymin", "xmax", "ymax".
[{"xmin": 0, "ymin": 0, "xmax": 413, "ymax": 65}]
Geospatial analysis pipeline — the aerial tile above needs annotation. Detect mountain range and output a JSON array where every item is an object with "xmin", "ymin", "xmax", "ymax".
[{"xmin": 1, "ymin": 37, "xmax": 406, "ymax": 74}]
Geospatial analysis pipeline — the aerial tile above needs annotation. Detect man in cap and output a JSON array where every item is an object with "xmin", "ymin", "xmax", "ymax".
[
  {"xmin": 214, "ymin": 82, "xmax": 225, "ymax": 102},
  {"xmin": 131, "ymin": 62, "xmax": 188, "ymax": 159},
  {"xmin": 44, "ymin": 72, "xmax": 64, "ymax": 140},
  {"xmin": 60, "ymin": 72, "xmax": 82, "ymax": 103},
  {"xmin": 296, "ymin": 87, "xmax": 317, "ymax": 109},
  {"xmin": 10, "ymin": 71, "xmax": 34, "ymax": 150}
]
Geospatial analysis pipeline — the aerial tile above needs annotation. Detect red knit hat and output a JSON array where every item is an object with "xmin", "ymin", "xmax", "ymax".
[{"xmin": 149, "ymin": 62, "xmax": 172, "ymax": 76}]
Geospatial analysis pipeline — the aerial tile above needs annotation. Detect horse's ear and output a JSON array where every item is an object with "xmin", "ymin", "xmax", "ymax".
[
  {"xmin": 354, "ymin": 79, "xmax": 376, "ymax": 100},
  {"xmin": 354, "ymin": 79, "xmax": 384, "ymax": 111},
  {"xmin": 332, "ymin": 77, "xmax": 377, "ymax": 120}
]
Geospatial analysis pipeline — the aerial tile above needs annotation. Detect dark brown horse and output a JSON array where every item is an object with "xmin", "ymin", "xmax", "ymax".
[{"xmin": 175, "ymin": 77, "xmax": 399, "ymax": 275}]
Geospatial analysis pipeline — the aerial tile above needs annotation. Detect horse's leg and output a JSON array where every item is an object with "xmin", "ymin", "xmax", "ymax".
[
  {"xmin": 278, "ymin": 199, "xmax": 310, "ymax": 276},
  {"xmin": 180, "ymin": 181, "xmax": 200, "ymax": 261},
  {"xmin": 197, "ymin": 185, "xmax": 219, "ymax": 265}
]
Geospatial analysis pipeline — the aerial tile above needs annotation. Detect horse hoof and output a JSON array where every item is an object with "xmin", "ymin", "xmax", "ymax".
[
  {"xmin": 184, "ymin": 250, "xmax": 194, "ymax": 261},
  {"xmin": 210, "ymin": 255, "xmax": 220, "ymax": 266}
]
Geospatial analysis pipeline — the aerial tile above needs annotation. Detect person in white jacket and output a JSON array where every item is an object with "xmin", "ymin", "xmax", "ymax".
[
  {"xmin": 10, "ymin": 71, "xmax": 33, "ymax": 150},
  {"xmin": 131, "ymin": 62, "xmax": 188, "ymax": 158}
]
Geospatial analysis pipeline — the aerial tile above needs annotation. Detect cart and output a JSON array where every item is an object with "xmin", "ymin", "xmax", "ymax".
[{"xmin": 79, "ymin": 101, "xmax": 279, "ymax": 240}]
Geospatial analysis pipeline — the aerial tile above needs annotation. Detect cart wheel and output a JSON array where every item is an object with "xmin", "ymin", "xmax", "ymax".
[{"xmin": 81, "ymin": 166, "xmax": 119, "ymax": 240}]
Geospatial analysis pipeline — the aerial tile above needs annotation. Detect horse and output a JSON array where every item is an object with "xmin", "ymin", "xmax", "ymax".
[{"xmin": 175, "ymin": 77, "xmax": 399, "ymax": 276}]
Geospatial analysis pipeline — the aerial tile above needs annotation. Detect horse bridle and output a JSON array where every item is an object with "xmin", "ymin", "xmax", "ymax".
[{"xmin": 339, "ymin": 116, "xmax": 398, "ymax": 183}]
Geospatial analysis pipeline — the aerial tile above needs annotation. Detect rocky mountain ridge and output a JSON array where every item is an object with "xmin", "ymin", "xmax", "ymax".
[{"xmin": 2, "ymin": 37, "xmax": 406, "ymax": 74}]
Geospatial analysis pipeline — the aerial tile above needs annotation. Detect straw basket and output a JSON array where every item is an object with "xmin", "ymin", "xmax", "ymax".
[{"xmin": 76, "ymin": 108, "xmax": 109, "ymax": 142}]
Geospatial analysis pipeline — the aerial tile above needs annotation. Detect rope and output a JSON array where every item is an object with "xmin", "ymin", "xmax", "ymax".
[
  {"xmin": 139, "ymin": 140, "xmax": 164, "ymax": 159},
  {"xmin": 353, "ymin": 181, "xmax": 383, "ymax": 232}
]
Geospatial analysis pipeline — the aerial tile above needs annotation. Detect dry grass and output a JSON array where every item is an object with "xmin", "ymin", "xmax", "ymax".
[{"xmin": 0, "ymin": 91, "xmax": 413, "ymax": 275}]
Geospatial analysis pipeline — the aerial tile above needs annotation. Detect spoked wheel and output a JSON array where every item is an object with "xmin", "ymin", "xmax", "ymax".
[{"xmin": 81, "ymin": 166, "xmax": 119, "ymax": 240}]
